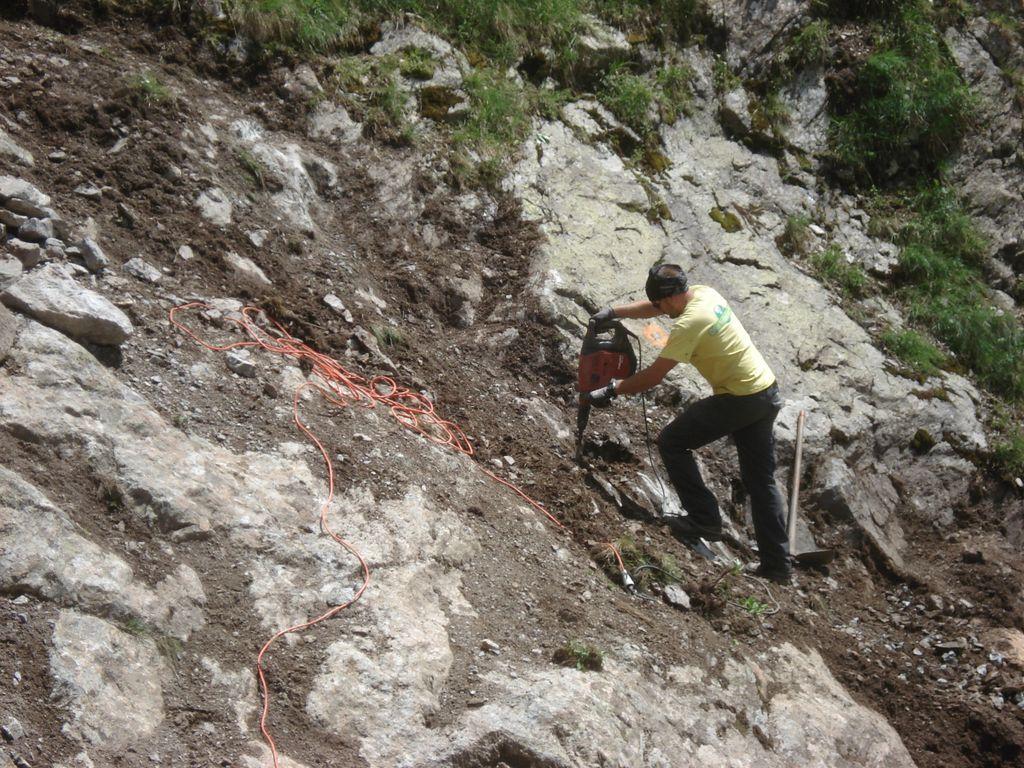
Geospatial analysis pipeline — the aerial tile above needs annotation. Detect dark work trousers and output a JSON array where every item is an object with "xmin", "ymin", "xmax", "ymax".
[{"xmin": 657, "ymin": 382, "xmax": 790, "ymax": 569}]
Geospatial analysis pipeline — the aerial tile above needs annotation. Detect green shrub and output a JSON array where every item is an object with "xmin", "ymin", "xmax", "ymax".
[
  {"xmin": 231, "ymin": 0, "xmax": 353, "ymax": 51},
  {"xmin": 127, "ymin": 69, "xmax": 171, "ymax": 104},
  {"xmin": 811, "ymin": 244, "xmax": 868, "ymax": 297},
  {"xmin": 828, "ymin": 3, "xmax": 974, "ymax": 181},
  {"xmin": 992, "ymin": 424, "xmax": 1024, "ymax": 481},
  {"xmin": 892, "ymin": 188, "xmax": 1024, "ymax": 401},
  {"xmin": 779, "ymin": 214, "xmax": 812, "ymax": 256},
  {"xmin": 599, "ymin": 65, "xmax": 655, "ymax": 134},
  {"xmin": 881, "ymin": 328, "xmax": 947, "ymax": 377},
  {"xmin": 712, "ymin": 57, "xmax": 741, "ymax": 93},
  {"xmin": 553, "ymin": 639, "xmax": 604, "ymax": 671},
  {"xmin": 655, "ymin": 64, "xmax": 694, "ymax": 124},
  {"xmin": 364, "ymin": 66, "xmax": 415, "ymax": 144},
  {"xmin": 785, "ymin": 19, "xmax": 830, "ymax": 69},
  {"xmin": 398, "ymin": 47, "xmax": 437, "ymax": 80}
]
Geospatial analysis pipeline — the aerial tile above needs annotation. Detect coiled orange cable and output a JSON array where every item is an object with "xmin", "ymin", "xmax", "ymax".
[{"xmin": 169, "ymin": 302, "xmax": 562, "ymax": 766}]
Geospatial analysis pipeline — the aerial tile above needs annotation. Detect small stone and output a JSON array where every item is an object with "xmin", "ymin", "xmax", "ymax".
[
  {"xmin": 74, "ymin": 184, "xmax": 102, "ymax": 201},
  {"xmin": 480, "ymin": 639, "xmax": 501, "ymax": 655},
  {"xmin": 11, "ymin": 595, "xmax": 29, "ymax": 606},
  {"xmin": 43, "ymin": 238, "xmax": 65, "ymax": 259},
  {"xmin": 223, "ymin": 251, "xmax": 271, "ymax": 287},
  {"xmin": 48, "ymin": 150, "xmax": 67, "ymax": 162},
  {"xmin": 1, "ymin": 716, "xmax": 25, "ymax": 742},
  {"xmin": 323, "ymin": 293, "xmax": 353, "ymax": 322},
  {"xmin": 77, "ymin": 238, "xmax": 109, "ymax": 272},
  {"xmin": 226, "ymin": 349, "xmax": 257, "ymax": 378},
  {"xmin": 0, "ymin": 209, "xmax": 28, "ymax": 229},
  {"xmin": 0, "ymin": 176, "xmax": 50, "ymax": 211},
  {"xmin": 664, "ymin": 585, "xmax": 691, "ymax": 610},
  {"xmin": 5, "ymin": 239, "xmax": 42, "ymax": 269},
  {"xmin": 962, "ymin": 550, "xmax": 985, "ymax": 564},
  {"xmin": 122, "ymin": 257, "xmax": 163, "ymax": 283},
  {"xmin": 116, "ymin": 202, "xmax": 138, "ymax": 229},
  {"xmin": 16, "ymin": 217, "xmax": 54, "ymax": 243},
  {"xmin": 176, "ymin": 245, "xmax": 194, "ymax": 262},
  {"xmin": 247, "ymin": 230, "xmax": 269, "ymax": 248}
]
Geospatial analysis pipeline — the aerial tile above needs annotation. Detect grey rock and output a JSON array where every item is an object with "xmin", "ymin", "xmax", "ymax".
[
  {"xmin": 225, "ymin": 349, "xmax": 257, "ymax": 378},
  {"xmin": 0, "ymin": 209, "xmax": 28, "ymax": 229},
  {"xmin": 370, "ymin": 21, "xmax": 469, "ymax": 89},
  {"xmin": 5, "ymin": 239, "xmax": 42, "ymax": 269},
  {"xmin": 0, "ymin": 302, "xmax": 18, "ymax": 361},
  {"xmin": 0, "ymin": 130, "xmax": 33, "ymax": 167},
  {"xmin": 1, "ymin": 716, "xmax": 25, "ymax": 742},
  {"xmin": 16, "ymin": 217, "xmax": 54, "ymax": 243},
  {"xmin": 0, "ymin": 176, "xmax": 51, "ymax": 214},
  {"xmin": 116, "ymin": 202, "xmax": 138, "ymax": 229},
  {"xmin": 307, "ymin": 101, "xmax": 363, "ymax": 144},
  {"xmin": 73, "ymin": 184, "xmax": 102, "ymax": 201},
  {"xmin": 77, "ymin": 238, "xmax": 109, "ymax": 272},
  {"xmin": 277, "ymin": 64, "xmax": 322, "ymax": 101},
  {"xmin": 49, "ymin": 611, "xmax": 167, "ymax": 748},
  {"xmin": 0, "ymin": 263, "xmax": 133, "ymax": 345},
  {"xmin": 720, "ymin": 87, "xmax": 753, "ymax": 137},
  {"xmin": 195, "ymin": 187, "xmax": 232, "ymax": 226},
  {"xmin": 0, "ymin": 258, "xmax": 24, "ymax": 290},
  {"xmin": 223, "ymin": 251, "xmax": 271, "ymax": 287},
  {"xmin": 323, "ymin": 293, "xmax": 354, "ymax": 323},
  {"xmin": 714, "ymin": 0, "xmax": 806, "ymax": 77},
  {"xmin": 48, "ymin": 150, "xmax": 67, "ymax": 163},
  {"xmin": 574, "ymin": 14, "xmax": 632, "ymax": 78},
  {"xmin": 448, "ymin": 271, "xmax": 483, "ymax": 328},
  {"xmin": 122, "ymin": 257, "xmax": 163, "ymax": 284},
  {"xmin": 43, "ymin": 238, "xmax": 65, "ymax": 260},
  {"xmin": 664, "ymin": 584, "xmax": 691, "ymax": 610},
  {"xmin": 779, "ymin": 67, "xmax": 828, "ymax": 155},
  {"xmin": 176, "ymin": 245, "xmax": 194, "ymax": 262}
]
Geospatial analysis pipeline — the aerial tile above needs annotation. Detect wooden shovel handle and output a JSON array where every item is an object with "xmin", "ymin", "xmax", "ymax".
[{"xmin": 787, "ymin": 410, "xmax": 806, "ymax": 554}]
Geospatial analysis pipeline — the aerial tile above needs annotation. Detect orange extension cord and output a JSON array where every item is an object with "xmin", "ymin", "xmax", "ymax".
[{"xmin": 169, "ymin": 302, "xmax": 564, "ymax": 766}]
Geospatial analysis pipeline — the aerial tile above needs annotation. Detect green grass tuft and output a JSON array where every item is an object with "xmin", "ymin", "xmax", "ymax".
[
  {"xmin": 127, "ymin": 69, "xmax": 171, "ymax": 104},
  {"xmin": 810, "ymin": 244, "xmax": 868, "ymax": 298},
  {"xmin": 779, "ymin": 214, "xmax": 812, "ymax": 256},
  {"xmin": 893, "ymin": 187, "xmax": 1024, "ymax": 401},
  {"xmin": 553, "ymin": 639, "xmax": 604, "ymax": 671},
  {"xmin": 598, "ymin": 65, "xmax": 655, "ymax": 134},
  {"xmin": 881, "ymin": 328, "xmax": 947, "ymax": 378},
  {"xmin": 828, "ymin": 2, "xmax": 974, "ymax": 182}
]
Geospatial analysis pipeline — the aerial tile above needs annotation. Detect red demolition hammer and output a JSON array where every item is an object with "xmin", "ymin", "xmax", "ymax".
[{"xmin": 576, "ymin": 319, "xmax": 638, "ymax": 462}]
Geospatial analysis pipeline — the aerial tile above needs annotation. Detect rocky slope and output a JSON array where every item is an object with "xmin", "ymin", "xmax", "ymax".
[{"xmin": 1, "ymin": 4, "xmax": 1024, "ymax": 768}]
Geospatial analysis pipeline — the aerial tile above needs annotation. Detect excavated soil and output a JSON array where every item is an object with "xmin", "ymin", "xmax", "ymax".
[{"xmin": 2, "ymin": 8, "xmax": 1024, "ymax": 768}]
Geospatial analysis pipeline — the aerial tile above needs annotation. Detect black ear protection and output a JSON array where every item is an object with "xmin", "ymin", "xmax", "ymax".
[{"xmin": 645, "ymin": 264, "xmax": 689, "ymax": 302}]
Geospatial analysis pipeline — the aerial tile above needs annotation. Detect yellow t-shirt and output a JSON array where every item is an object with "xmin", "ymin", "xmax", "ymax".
[{"xmin": 660, "ymin": 285, "xmax": 775, "ymax": 396}]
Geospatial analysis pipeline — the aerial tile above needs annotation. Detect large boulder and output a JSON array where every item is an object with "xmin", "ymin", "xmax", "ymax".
[{"xmin": 0, "ymin": 263, "xmax": 133, "ymax": 345}]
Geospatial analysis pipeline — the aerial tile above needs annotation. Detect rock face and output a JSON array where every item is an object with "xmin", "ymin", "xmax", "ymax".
[
  {"xmin": 0, "ymin": 319, "xmax": 914, "ymax": 766},
  {"xmin": 50, "ymin": 611, "xmax": 168, "ymax": 748},
  {"xmin": 510, "ymin": 68, "xmax": 987, "ymax": 569},
  {"xmin": 945, "ymin": 24, "xmax": 1024, "ymax": 283},
  {"xmin": 0, "ymin": 263, "xmax": 133, "ymax": 345}
]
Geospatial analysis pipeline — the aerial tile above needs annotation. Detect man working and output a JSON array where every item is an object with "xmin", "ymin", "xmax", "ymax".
[{"xmin": 587, "ymin": 263, "xmax": 791, "ymax": 584}]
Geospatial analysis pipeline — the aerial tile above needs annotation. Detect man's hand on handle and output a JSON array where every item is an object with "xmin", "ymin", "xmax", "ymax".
[
  {"xmin": 588, "ymin": 307, "xmax": 616, "ymax": 329},
  {"xmin": 585, "ymin": 382, "xmax": 618, "ymax": 406}
]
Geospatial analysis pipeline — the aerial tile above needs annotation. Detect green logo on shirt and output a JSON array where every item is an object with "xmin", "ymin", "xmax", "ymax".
[{"xmin": 708, "ymin": 305, "xmax": 732, "ymax": 336}]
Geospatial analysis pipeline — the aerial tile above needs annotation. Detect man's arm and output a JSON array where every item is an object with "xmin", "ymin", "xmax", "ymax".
[
  {"xmin": 615, "ymin": 356, "xmax": 679, "ymax": 395},
  {"xmin": 609, "ymin": 299, "xmax": 660, "ymax": 320}
]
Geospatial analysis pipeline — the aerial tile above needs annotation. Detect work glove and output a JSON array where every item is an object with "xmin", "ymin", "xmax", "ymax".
[
  {"xmin": 588, "ymin": 307, "xmax": 616, "ymax": 330},
  {"xmin": 586, "ymin": 382, "xmax": 617, "ymax": 406}
]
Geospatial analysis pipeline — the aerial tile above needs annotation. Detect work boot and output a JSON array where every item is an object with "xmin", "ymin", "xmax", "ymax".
[
  {"xmin": 667, "ymin": 515, "xmax": 723, "ymax": 542},
  {"xmin": 751, "ymin": 562, "xmax": 793, "ymax": 586}
]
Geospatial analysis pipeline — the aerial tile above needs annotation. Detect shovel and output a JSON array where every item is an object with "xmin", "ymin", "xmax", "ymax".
[{"xmin": 787, "ymin": 410, "xmax": 835, "ymax": 568}]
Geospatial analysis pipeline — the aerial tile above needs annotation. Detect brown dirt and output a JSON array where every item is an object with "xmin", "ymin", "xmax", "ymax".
[{"xmin": 2, "ymin": 7, "xmax": 1024, "ymax": 768}]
